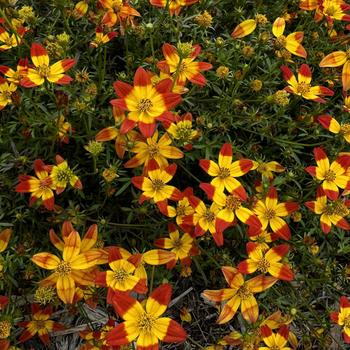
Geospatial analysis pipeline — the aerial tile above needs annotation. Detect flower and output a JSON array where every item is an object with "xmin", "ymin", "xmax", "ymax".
[
  {"xmin": 231, "ymin": 14, "xmax": 268, "ymax": 38},
  {"xmin": 149, "ymin": 0, "xmax": 198, "ymax": 16},
  {"xmin": 252, "ymin": 160, "xmax": 285, "ymax": 180},
  {"xmin": 199, "ymin": 143, "xmax": 254, "ymax": 199},
  {"xmin": 200, "ymin": 183, "xmax": 262, "ymax": 236},
  {"xmin": 90, "ymin": 27, "xmax": 117, "ymax": 48},
  {"xmin": 17, "ymin": 304, "xmax": 64, "ymax": 345},
  {"xmin": 330, "ymin": 296, "xmax": 350, "ymax": 343},
  {"xmin": 280, "ymin": 64, "xmax": 334, "ymax": 103},
  {"xmin": 272, "ymin": 17, "xmax": 307, "ymax": 58},
  {"xmin": 99, "ymin": 0, "xmax": 140, "ymax": 31},
  {"xmin": 0, "ymin": 58, "xmax": 28, "ymax": 84},
  {"xmin": 305, "ymin": 147, "xmax": 350, "ymax": 200},
  {"xmin": 0, "ymin": 78, "xmax": 17, "ymax": 110},
  {"xmin": 319, "ymin": 49, "xmax": 350, "ymax": 90},
  {"xmin": 154, "ymin": 223, "xmax": 197, "ymax": 269},
  {"xmin": 305, "ymin": 187, "xmax": 350, "ymax": 234},
  {"xmin": 318, "ymin": 115, "xmax": 350, "ymax": 144},
  {"xmin": 55, "ymin": 115, "xmax": 72, "ymax": 144},
  {"xmin": 0, "ymin": 25, "xmax": 25, "ymax": 51},
  {"xmin": 0, "ymin": 229, "xmax": 11, "ymax": 255},
  {"xmin": 202, "ymin": 266, "xmax": 277, "ymax": 324},
  {"xmin": 31, "ymin": 230, "xmax": 104, "ymax": 304},
  {"xmin": 237, "ymin": 242, "xmax": 294, "ymax": 281},
  {"xmin": 21, "ymin": 43, "xmax": 76, "ymax": 87},
  {"xmin": 72, "ymin": 0, "xmax": 89, "ymax": 19},
  {"xmin": 16, "ymin": 159, "xmax": 56, "ymax": 210},
  {"xmin": 157, "ymin": 43, "xmax": 212, "ymax": 87},
  {"xmin": 105, "ymin": 284, "xmax": 187, "ymax": 348},
  {"xmin": 131, "ymin": 159, "xmax": 181, "ymax": 213},
  {"xmin": 252, "ymin": 187, "xmax": 299, "ymax": 240},
  {"xmin": 111, "ymin": 67, "xmax": 182, "ymax": 137},
  {"xmin": 259, "ymin": 325, "xmax": 291, "ymax": 350},
  {"xmin": 51, "ymin": 155, "xmax": 82, "ymax": 194},
  {"xmin": 124, "ymin": 130, "xmax": 183, "ymax": 170}
]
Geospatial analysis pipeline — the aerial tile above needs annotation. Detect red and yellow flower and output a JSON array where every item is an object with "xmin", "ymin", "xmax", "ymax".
[
  {"xmin": 51, "ymin": 155, "xmax": 82, "ymax": 194},
  {"xmin": 149, "ymin": 0, "xmax": 198, "ymax": 16},
  {"xmin": 31, "ymin": 230, "xmax": 105, "ymax": 304},
  {"xmin": 0, "ymin": 25, "xmax": 25, "ymax": 51},
  {"xmin": 124, "ymin": 130, "xmax": 183, "ymax": 170},
  {"xmin": 252, "ymin": 160, "xmax": 285, "ymax": 181},
  {"xmin": 305, "ymin": 147, "xmax": 350, "ymax": 200},
  {"xmin": 272, "ymin": 17, "xmax": 307, "ymax": 58},
  {"xmin": 330, "ymin": 296, "xmax": 350, "ymax": 343},
  {"xmin": 200, "ymin": 182, "xmax": 262, "ymax": 236},
  {"xmin": 305, "ymin": 187, "xmax": 350, "ymax": 234},
  {"xmin": 17, "ymin": 304, "xmax": 64, "ymax": 345},
  {"xmin": 131, "ymin": 159, "xmax": 181, "ymax": 213},
  {"xmin": 237, "ymin": 243, "xmax": 294, "ymax": 281},
  {"xmin": 157, "ymin": 43, "xmax": 212, "ymax": 87},
  {"xmin": 320, "ymin": 49, "xmax": 350, "ymax": 90},
  {"xmin": 21, "ymin": 43, "xmax": 76, "ymax": 87},
  {"xmin": 259, "ymin": 325, "xmax": 291, "ymax": 350},
  {"xmin": 280, "ymin": 64, "xmax": 334, "ymax": 103},
  {"xmin": 252, "ymin": 187, "xmax": 299, "ymax": 240},
  {"xmin": 318, "ymin": 115, "xmax": 350, "ymax": 144},
  {"xmin": 0, "ymin": 58, "xmax": 28, "ymax": 84},
  {"xmin": 72, "ymin": 0, "xmax": 89, "ymax": 19},
  {"xmin": 16, "ymin": 159, "xmax": 56, "ymax": 210},
  {"xmin": 90, "ymin": 27, "xmax": 117, "ymax": 48},
  {"xmin": 154, "ymin": 223, "xmax": 197, "ymax": 269},
  {"xmin": 106, "ymin": 284, "xmax": 187, "ymax": 348},
  {"xmin": 199, "ymin": 143, "xmax": 254, "ymax": 199},
  {"xmin": 0, "ymin": 229, "xmax": 11, "ymax": 255},
  {"xmin": 231, "ymin": 14, "xmax": 268, "ymax": 39},
  {"xmin": 202, "ymin": 266, "xmax": 277, "ymax": 324},
  {"xmin": 111, "ymin": 67, "xmax": 182, "ymax": 137}
]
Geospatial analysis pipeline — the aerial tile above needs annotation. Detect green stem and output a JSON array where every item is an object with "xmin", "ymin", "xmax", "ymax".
[
  {"xmin": 149, "ymin": 265, "xmax": 155, "ymax": 293},
  {"xmin": 187, "ymin": 336, "xmax": 205, "ymax": 349},
  {"xmin": 178, "ymin": 162, "xmax": 201, "ymax": 183}
]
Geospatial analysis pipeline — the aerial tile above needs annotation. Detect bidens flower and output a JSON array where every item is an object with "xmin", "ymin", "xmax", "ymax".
[
  {"xmin": 21, "ymin": 43, "xmax": 76, "ymax": 87},
  {"xmin": 330, "ymin": 296, "xmax": 350, "ymax": 344}
]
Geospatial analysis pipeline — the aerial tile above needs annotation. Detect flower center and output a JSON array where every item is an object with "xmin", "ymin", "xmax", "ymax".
[
  {"xmin": 37, "ymin": 64, "xmax": 50, "ymax": 78},
  {"xmin": 113, "ymin": 268, "xmax": 129, "ymax": 282},
  {"xmin": 112, "ymin": 0, "xmax": 123, "ymax": 11},
  {"xmin": 218, "ymin": 167, "xmax": 230, "ymax": 179},
  {"xmin": 344, "ymin": 316, "xmax": 350, "ymax": 328},
  {"xmin": 39, "ymin": 177, "xmax": 52, "ymax": 190},
  {"xmin": 204, "ymin": 209, "xmax": 215, "ymax": 223},
  {"xmin": 2, "ymin": 90, "xmax": 12, "ymax": 100},
  {"xmin": 175, "ymin": 124, "xmax": 193, "ymax": 142},
  {"xmin": 324, "ymin": 170, "xmax": 336, "ymax": 181},
  {"xmin": 323, "ymin": 5, "xmax": 336, "ymax": 16},
  {"xmin": 55, "ymin": 168, "xmax": 73, "ymax": 183},
  {"xmin": 0, "ymin": 320, "xmax": 11, "ymax": 339},
  {"xmin": 225, "ymin": 195, "xmax": 242, "ymax": 211},
  {"xmin": 257, "ymin": 258, "xmax": 270, "ymax": 273},
  {"xmin": 296, "ymin": 82, "xmax": 311, "ymax": 95},
  {"xmin": 172, "ymin": 238, "xmax": 183, "ymax": 249},
  {"xmin": 237, "ymin": 284, "xmax": 253, "ymax": 300},
  {"xmin": 257, "ymin": 164, "xmax": 268, "ymax": 174},
  {"xmin": 176, "ymin": 204, "xmax": 187, "ymax": 216},
  {"xmin": 341, "ymin": 124, "xmax": 350, "ymax": 135},
  {"xmin": 178, "ymin": 61, "xmax": 187, "ymax": 73},
  {"xmin": 330, "ymin": 200, "xmax": 349, "ymax": 217},
  {"xmin": 147, "ymin": 144, "xmax": 159, "ymax": 158},
  {"xmin": 152, "ymin": 179, "xmax": 165, "ymax": 191},
  {"xmin": 55, "ymin": 261, "xmax": 72, "ymax": 277},
  {"xmin": 35, "ymin": 320, "xmax": 47, "ymax": 330},
  {"xmin": 264, "ymin": 208, "xmax": 276, "ymax": 220},
  {"xmin": 137, "ymin": 312, "xmax": 156, "ymax": 333},
  {"xmin": 275, "ymin": 35, "xmax": 286, "ymax": 48},
  {"xmin": 138, "ymin": 98, "xmax": 153, "ymax": 113}
]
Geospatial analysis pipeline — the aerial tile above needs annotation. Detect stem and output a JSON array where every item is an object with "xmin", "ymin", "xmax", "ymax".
[
  {"xmin": 171, "ymin": 56, "xmax": 183, "ymax": 91},
  {"xmin": 193, "ymin": 256, "xmax": 208, "ymax": 285},
  {"xmin": 149, "ymin": 265, "xmax": 155, "ymax": 293},
  {"xmin": 187, "ymin": 336, "xmax": 205, "ymax": 349},
  {"xmin": 178, "ymin": 162, "xmax": 201, "ymax": 183}
]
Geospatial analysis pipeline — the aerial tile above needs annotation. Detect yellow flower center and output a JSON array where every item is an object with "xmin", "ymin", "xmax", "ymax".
[
  {"xmin": 178, "ymin": 61, "xmax": 187, "ymax": 73},
  {"xmin": 296, "ymin": 82, "xmax": 311, "ymax": 95},
  {"xmin": 204, "ymin": 209, "xmax": 215, "ymax": 223},
  {"xmin": 2, "ymin": 90, "xmax": 12, "ymax": 100},
  {"xmin": 225, "ymin": 195, "xmax": 242, "ymax": 211},
  {"xmin": 255, "ymin": 13, "xmax": 268, "ymax": 24},
  {"xmin": 39, "ymin": 177, "xmax": 52, "ymax": 190},
  {"xmin": 174, "ymin": 124, "xmax": 193, "ymax": 142},
  {"xmin": 35, "ymin": 320, "xmax": 47, "ymax": 330},
  {"xmin": 112, "ymin": 0, "xmax": 123, "ymax": 11},
  {"xmin": 137, "ymin": 312, "xmax": 156, "ymax": 332},
  {"xmin": 270, "ymin": 346, "xmax": 280, "ymax": 350},
  {"xmin": 341, "ymin": 124, "xmax": 350, "ymax": 135},
  {"xmin": 218, "ymin": 167, "xmax": 230, "ymax": 179},
  {"xmin": 0, "ymin": 320, "xmax": 11, "ymax": 339},
  {"xmin": 152, "ymin": 179, "xmax": 165, "ymax": 191},
  {"xmin": 325, "ymin": 200, "xmax": 349, "ymax": 217},
  {"xmin": 55, "ymin": 261, "xmax": 72, "ymax": 276},
  {"xmin": 176, "ymin": 204, "xmax": 187, "ymax": 216},
  {"xmin": 4, "ymin": 37, "xmax": 14, "ymax": 47},
  {"xmin": 344, "ymin": 316, "xmax": 350, "ymax": 328},
  {"xmin": 237, "ymin": 284, "xmax": 253, "ymax": 300},
  {"xmin": 263, "ymin": 208, "xmax": 276, "ymax": 220},
  {"xmin": 324, "ymin": 170, "xmax": 336, "ymax": 182},
  {"xmin": 257, "ymin": 257, "xmax": 270, "ymax": 273},
  {"xmin": 172, "ymin": 238, "xmax": 183, "ymax": 249},
  {"xmin": 147, "ymin": 144, "xmax": 159, "ymax": 158},
  {"xmin": 275, "ymin": 35, "xmax": 286, "ymax": 48},
  {"xmin": 55, "ymin": 168, "xmax": 74, "ymax": 183},
  {"xmin": 37, "ymin": 64, "xmax": 50, "ymax": 78},
  {"xmin": 323, "ymin": 5, "xmax": 336, "ymax": 16},
  {"xmin": 113, "ymin": 268, "xmax": 129, "ymax": 282},
  {"xmin": 257, "ymin": 163, "xmax": 268, "ymax": 174},
  {"xmin": 137, "ymin": 98, "xmax": 153, "ymax": 113}
]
